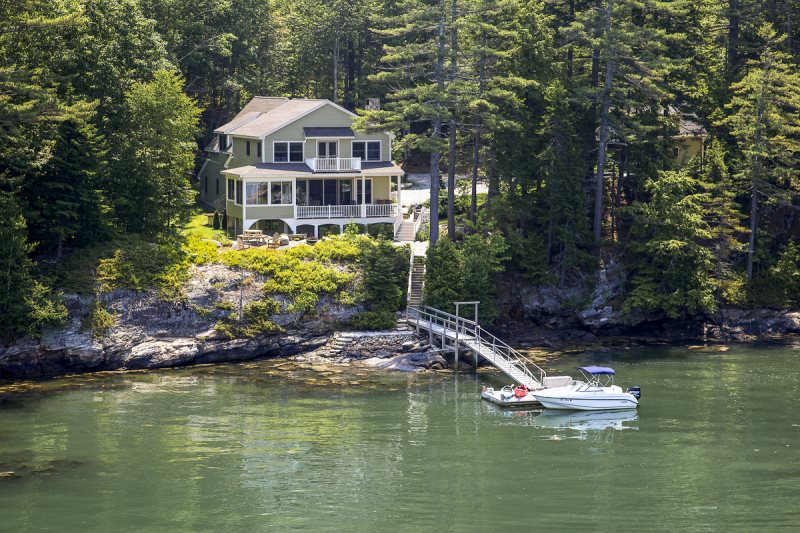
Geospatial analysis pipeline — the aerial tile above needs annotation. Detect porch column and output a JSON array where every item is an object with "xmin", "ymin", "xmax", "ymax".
[
  {"xmin": 361, "ymin": 176, "xmax": 366, "ymax": 218},
  {"xmin": 396, "ymin": 175, "xmax": 401, "ymax": 210}
]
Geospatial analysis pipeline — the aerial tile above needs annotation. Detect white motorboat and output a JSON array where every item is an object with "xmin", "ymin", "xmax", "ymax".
[{"xmin": 532, "ymin": 366, "xmax": 640, "ymax": 411}]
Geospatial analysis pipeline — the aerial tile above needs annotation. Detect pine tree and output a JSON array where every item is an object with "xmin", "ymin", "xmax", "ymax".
[
  {"xmin": 24, "ymin": 120, "xmax": 106, "ymax": 259},
  {"xmin": 0, "ymin": 193, "xmax": 66, "ymax": 338},
  {"xmin": 362, "ymin": 238, "xmax": 403, "ymax": 311},
  {"xmin": 566, "ymin": 0, "xmax": 683, "ymax": 252},
  {"xmin": 356, "ymin": 0, "xmax": 450, "ymax": 246},
  {"xmin": 423, "ymin": 237, "xmax": 463, "ymax": 312},
  {"xmin": 623, "ymin": 170, "xmax": 716, "ymax": 318},
  {"xmin": 721, "ymin": 24, "xmax": 800, "ymax": 281}
]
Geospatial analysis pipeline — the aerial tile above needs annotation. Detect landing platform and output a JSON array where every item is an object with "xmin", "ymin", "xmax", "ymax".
[{"xmin": 481, "ymin": 388, "xmax": 543, "ymax": 407}]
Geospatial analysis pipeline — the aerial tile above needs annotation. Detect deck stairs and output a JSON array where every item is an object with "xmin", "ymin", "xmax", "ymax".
[
  {"xmin": 404, "ymin": 306, "xmax": 547, "ymax": 390},
  {"xmin": 394, "ymin": 218, "xmax": 416, "ymax": 242}
]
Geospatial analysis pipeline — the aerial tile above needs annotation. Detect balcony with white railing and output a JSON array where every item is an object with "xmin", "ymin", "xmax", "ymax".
[
  {"xmin": 295, "ymin": 204, "xmax": 399, "ymax": 219},
  {"xmin": 305, "ymin": 157, "xmax": 362, "ymax": 173}
]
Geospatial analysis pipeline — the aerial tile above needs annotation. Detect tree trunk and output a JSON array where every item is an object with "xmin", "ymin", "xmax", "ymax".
[
  {"xmin": 487, "ymin": 147, "xmax": 498, "ymax": 201},
  {"xmin": 332, "ymin": 33, "xmax": 339, "ymax": 103},
  {"xmin": 344, "ymin": 39, "xmax": 355, "ymax": 109},
  {"xmin": 430, "ymin": 0, "xmax": 447, "ymax": 248},
  {"xmin": 593, "ymin": 1, "xmax": 613, "ymax": 252},
  {"xmin": 470, "ymin": 124, "xmax": 480, "ymax": 223},
  {"xmin": 447, "ymin": 0, "xmax": 458, "ymax": 241},
  {"xmin": 567, "ymin": 0, "xmax": 575, "ymax": 80},
  {"xmin": 727, "ymin": 0, "xmax": 740, "ymax": 77}
]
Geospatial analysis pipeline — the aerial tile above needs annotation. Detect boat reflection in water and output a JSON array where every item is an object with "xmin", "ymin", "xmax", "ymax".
[{"xmin": 533, "ymin": 409, "xmax": 639, "ymax": 432}]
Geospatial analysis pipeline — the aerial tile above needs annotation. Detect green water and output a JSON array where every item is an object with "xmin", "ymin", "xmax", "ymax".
[{"xmin": 1, "ymin": 345, "xmax": 799, "ymax": 532}]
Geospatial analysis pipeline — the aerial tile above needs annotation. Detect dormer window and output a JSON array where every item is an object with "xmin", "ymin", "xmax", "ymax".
[
  {"xmin": 274, "ymin": 141, "xmax": 303, "ymax": 162},
  {"xmin": 352, "ymin": 141, "xmax": 381, "ymax": 161},
  {"xmin": 218, "ymin": 134, "xmax": 230, "ymax": 152}
]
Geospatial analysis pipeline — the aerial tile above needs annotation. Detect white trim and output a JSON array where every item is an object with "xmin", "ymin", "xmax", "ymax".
[
  {"xmin": 261, "ymin": 136, "xmax": 266, "ymax": 163},
  {"xmin": 316, "ymin": 139, "xmax": 339, "ymax": 158},
  {"xmin": 213, "ymin": 111, "xmax": 265, "ymax": 135},
  {"xmin": 272, "ymin": 140, "xmax": 305, "ymax": 163},
  {"xmin": 223, "ymin": 153, "xmax": 233, "ymax": 169},
  {"xmin": 352, "ymin": 140, "xmax": 382, "ymax": 162},
  {"xmin": 258, "ymin": 100, "xmax": 358, "ymax": 139}
]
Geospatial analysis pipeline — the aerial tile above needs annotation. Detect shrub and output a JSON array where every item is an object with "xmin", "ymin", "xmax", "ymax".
[
  {"xmin": 350, "ymin": 310, "xmax": 396, "ymax": 330},
  {"xmin": 319, "ymin": 225, "xmax": 340, "ymax": 237},
  {"xmin": 184, "ymin": 235, "xmax": 219, "ymax": 265},
  {"xmin": 367, "ymin": 223, "xmax": 394, "ymax": 240},
  {"xmin": 212, "ymin": 211, "xmax": 220, "ymax": 230},
  {"xmin": 213, "ymin": 298, "xmax": 284, "ymax": 338},
  {"xmin": 83, "ymin": 299, "xmax": 115, "ymax": 337},
  {"xmin": 415, "ymin": 224, "xmax": 430, "ymax": 242}
]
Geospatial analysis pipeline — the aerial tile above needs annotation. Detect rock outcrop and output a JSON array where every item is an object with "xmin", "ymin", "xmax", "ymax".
[{"xmin": 0, "ymin": 263, "xmax": 355, "ymax": 379}]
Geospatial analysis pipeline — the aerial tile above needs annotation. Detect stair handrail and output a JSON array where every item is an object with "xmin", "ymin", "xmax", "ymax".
[{"xmin": 407, "ymin": 305, "xmax": 546, "ymax": 388}]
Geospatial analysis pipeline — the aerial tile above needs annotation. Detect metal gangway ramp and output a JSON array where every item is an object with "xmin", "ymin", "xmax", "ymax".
[{"xmin": 404, "ymin": 305, "xmax": 547, "ymax": 390}]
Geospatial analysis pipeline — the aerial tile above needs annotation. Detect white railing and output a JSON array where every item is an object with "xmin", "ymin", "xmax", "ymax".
[
  {"xmin": 366, "ymin": 204, "xmax": 397, "ymax": 217},
  {"xmin": 413, "ymin": 206, "xmax": 428, "ymax": 236},
  {"xmin": 393, "ymin": 208, "xmax": 404, "ymax": 236},
  {"xmin": 405, "ymin": 305, "xmax": 547, "ymax": 389},
  {"xmin": 296, "ymin": 205, "xmax": 362, "ymax": 219},
  {"xmin": 305, "ymin": 157, "xmax": 362, "ymax": 172}
]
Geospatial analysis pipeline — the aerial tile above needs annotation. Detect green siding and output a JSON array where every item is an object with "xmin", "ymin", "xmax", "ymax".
[
  {"xmin": 228, "ymin": 137, "xmax": 263, "ymax": 168},
  {"xmin": 244, "ymin": 205, "xmax": 295, "ymax": 219},
  {"xmin": 265, "ymin": 104, "xmax": 392, "ymax": 162},
  {"xmin": 226, "ymin": 201, "xmax": 243, "ymax": 219},
  {"xmin": 371, "ymin": 176, "xmax": 391, "ymax": 201},
  {"xmin": 198, "ymin": 152, "xmax": 228, "ymax": 204}
]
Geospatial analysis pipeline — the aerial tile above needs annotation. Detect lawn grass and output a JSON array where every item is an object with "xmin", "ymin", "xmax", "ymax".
[{"xmin": 180, "ymin": 210, "xmax": 231, "ymax": 244}]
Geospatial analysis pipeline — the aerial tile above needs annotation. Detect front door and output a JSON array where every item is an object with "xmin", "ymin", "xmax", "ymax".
[{"xmin": 318, "ymin": 141, "xmax": 337, "ymax": 158}]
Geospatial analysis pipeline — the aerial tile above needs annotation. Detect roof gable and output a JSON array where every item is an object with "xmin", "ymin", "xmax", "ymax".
[{"xmin": 214, "ymin": 98, "xmax": 357, "ymax": 138}]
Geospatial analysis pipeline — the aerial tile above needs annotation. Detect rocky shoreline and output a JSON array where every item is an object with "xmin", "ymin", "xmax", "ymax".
[{"xmin": 4, "ymin": 260, "xmax": 800, "ymax": 381}]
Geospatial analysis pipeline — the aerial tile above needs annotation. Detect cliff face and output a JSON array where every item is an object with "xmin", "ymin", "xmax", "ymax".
[
  {"xmin": 497, "ymin": 260, "xmax": 800, "ymax": 342},
  {"xmin": 0, "ymin": 264, "xmax": 358, "ymax": 379}
]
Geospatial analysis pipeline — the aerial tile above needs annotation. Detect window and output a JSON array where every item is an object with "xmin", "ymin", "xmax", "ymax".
[
  {"xmin": 271, "ymin": 181, "xmax": 293, "ymax": 204},
  {"xmin": 257, "ymin": 141, "xmax": 262, "ymax": 158},
  {"xmin": 357, "ymin": 178, "xmax": 372, "ymax": 204},
  {"xmin": 274, "ymin": 141, "xmax": 304, "ymax": 162},
  {"xmin": 339, "ymin": 180, "xmax": 352, "ymax": 204},
  {"xmin": 204, "ymin": 176, "xmax": 207, "ymax": 193},
  {"xmin": 296, "ymin": 180, "xmax": 308, "ymax": 206},
  {"xmin": 246, "ymin": 141, "xmax": 251, "ymax": 156},
  {"xmin": 227, "ymin": 178, "xmax": 235, "ymax": 200},
  {"xmin": 318, "ymin": 141, "xmax": 337, "ymax": 158},
  {"xmin": 246, "ymin": 182, "xmax": 269, "ymax": 205},
  {"xmin": 352, "ymin": 141, "xmax": 381, "ymax": 161},
  {"xmin": 216, "ymin": 178, "xmax": 219, "ymax": 195},
  {"xmin": 219, "ymin": 134, "xmax": 229, "ymax": 151},
  {"xmin": 235, "ymin": 181, "xmax": 243, "ymax": 204}
]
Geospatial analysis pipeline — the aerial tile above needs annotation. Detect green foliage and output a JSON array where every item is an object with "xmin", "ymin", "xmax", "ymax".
[
  {"xmin": 108, "ymin": 70, "xmax": 200, "ymax": 235},
  {"xmin": 213, "ymin": 298, "xmax": 284, "ymax": 339},
  {"xmin": 0, "ymin": 193, "xmax": 67, "ymax": 338},
  {"xmin": 83, "ymin": 299, "xmax": 116, "ymax": 338},
  {"xmin": 212, "ymin": 212, "xmax": 220, "ymax": 230},
  {"xmin": 361, "ymin": 238, "xmax": 406, "ymax": 312},
  {"xmin": 183, "ymin": 235, "xmax": 219, "ymax": 265},
  {"xmin": 349, "ymin": 310, "xmax": 396, "ymax": 331},
  {"xmin": 622, "ymin": 171, "xmax": 716, "ymax": 318},
  {"xmin": 424, "ymin": 233, "xmax": 507, "ymax": 321},
  {"xmin": 222, "ymin": 247, "xmax": 353, "ymax": 314}
]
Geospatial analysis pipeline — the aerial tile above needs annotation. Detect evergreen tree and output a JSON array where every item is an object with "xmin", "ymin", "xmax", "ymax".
[
  {"xmin": 0, "ymin": 193, "xmax": 66, "ymax": 338},
  {"xmin": 423, "ymin": 237, "xmax": 463, "ymax": 312},
  {"xmin": 362, "ymin": 238, "xmax": 404, "ymax": 311},
  {"xmin": 24, "ymin": 120, "xmax": 107, "ymax": 258},
  {"xmin": 721, "ymin": 24, "xmax": 800, "ymax": 281},
  {"xmin": 357, "ymin": 0, "xmax": 450, "ymax": 246},
  {"xmin": 461, "ymin": 232, "xmax": 507, "ymax": 321},
  {"xmin": 623, "ymin": 170, "xmax": 716, "ymax": 318}
]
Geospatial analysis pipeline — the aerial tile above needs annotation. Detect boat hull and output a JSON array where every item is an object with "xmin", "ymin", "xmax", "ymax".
[{"xmin": 532, "ymin": 386, "xmax": 638, "ymax": 411}]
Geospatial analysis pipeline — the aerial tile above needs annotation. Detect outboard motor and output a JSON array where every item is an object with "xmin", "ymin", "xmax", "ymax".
[{"xmin": 627, "ymin": 386, "xmax": 641, "ymax": 400}]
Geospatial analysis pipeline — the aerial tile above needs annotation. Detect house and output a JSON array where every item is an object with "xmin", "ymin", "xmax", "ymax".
[
  {"xmin": 198, "ymin": 97, "xmax": 404, "ymax": 238},
  {"xmin": 671, "ymin": 108, "xmax": 707, "ymax": 166}
]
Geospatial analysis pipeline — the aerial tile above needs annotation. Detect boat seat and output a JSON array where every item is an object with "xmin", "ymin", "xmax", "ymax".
[{"xmin": 542, "ymin": 376, "xmax": 573, "ymax": 388}]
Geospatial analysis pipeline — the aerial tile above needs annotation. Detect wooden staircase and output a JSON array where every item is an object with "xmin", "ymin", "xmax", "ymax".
[{"xmin": 407, "ymin": 255, "xmax": 426, "ymax": 307}]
